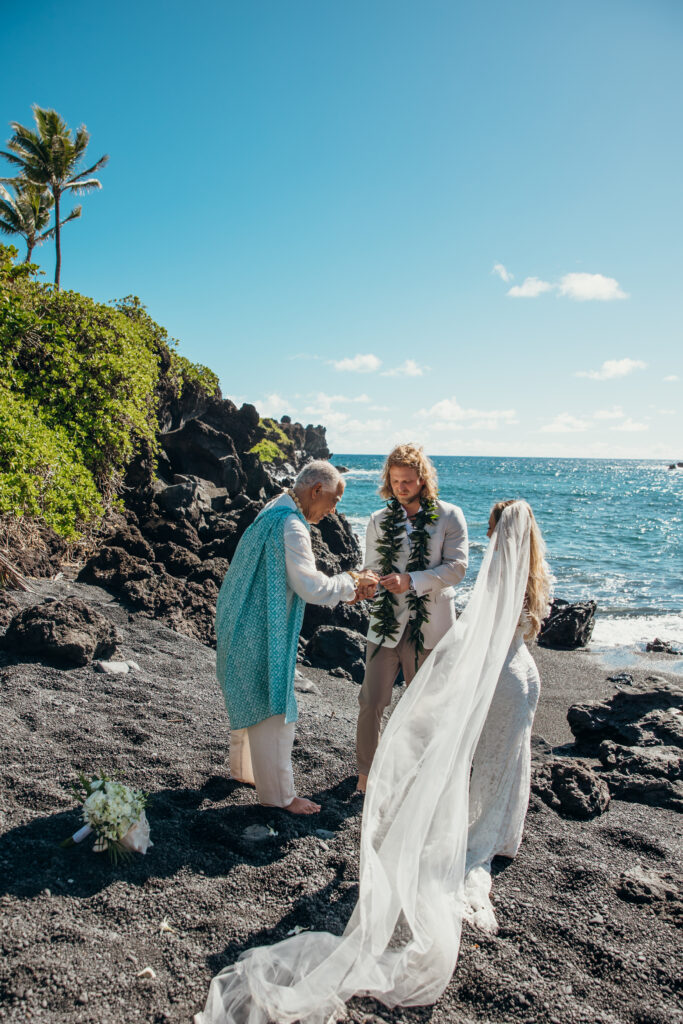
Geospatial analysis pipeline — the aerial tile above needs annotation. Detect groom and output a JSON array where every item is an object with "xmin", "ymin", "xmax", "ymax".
[
  {"xmin": 356, "ymin": 443, "xmax": 468, "ymax": 793},
  {"xmin": 216, "ymin": 461, "xmax": 378, "ymax": 815}
]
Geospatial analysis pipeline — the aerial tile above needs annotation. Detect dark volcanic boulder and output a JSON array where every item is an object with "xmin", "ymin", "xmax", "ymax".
[
  {"xmin": 537, "ymin": 598, "xmax": 596, "ymax": 649},
  {"xmin": 302, "ymin": 600, "xmax": 370, "ymax": 640},
  {"xmin": 312, "ymin": 513, "xmax": 362, "ymax": 574},
  {"xmin": 304, "ymin": 424, "xmax": 330, "ymax": 460},
  {"xmin": 79, "ymin": 546, "xmax": 153, "ymax": 589},
  {"xmin": 646, "ymin": 637, "xmax": 682, "ymax": 655},
  {"xmin": 597, "ymin": 739, "xmax": 683, "ymax": 810},
  {"xmin": 532, "ymin": 760, "xmax": 610, "ymax": 819},
  {"xmin": 0, "ymin": 591, "xmax": 20, "ymax": 629},
  {"xmin": 567, "ymin": 685, "xmax": 683, "ymax": 747},
  {"xmin": 305, "ymin": 625, "xmax": 366, "ymax": 683},
  {"xmin": 104, "ymin": 523, "xmax": 155, "ymax": 562},
  {"xmin": 139, "ymin": 516, "xmax": 202, "ymax": 553},
  {"xmin": 2, "ymin": 597, "xmax": 120, "ymax": 667},
  {"xmin": 153, "ymin": 542, "xmax": 202, "ymax": 578},
  {"xmin": 188, "ymin": 557, "xmax": 230, "ymax": 587},
  {"xmin": 200, "ymin": 399, "xmax": 261, "ymax": 455},
  {"xmin": 160, "ymin": 419, "xmax": 246, "ymax": 493}
]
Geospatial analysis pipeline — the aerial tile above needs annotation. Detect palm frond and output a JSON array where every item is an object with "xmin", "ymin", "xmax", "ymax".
[
  {"xmin": 63, "ymin": 178, "xmax": 103, "ymax": 195},
  {"xmin": 68, "ymin": 154, "xmax": 110, "ymax": 182}
]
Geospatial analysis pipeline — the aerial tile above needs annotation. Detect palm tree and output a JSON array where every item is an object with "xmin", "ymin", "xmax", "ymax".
[
  {"xmin": 0, "ymin": 179, "xmax": 82, "ymax": 263},
  {"xmin": 0, "ymin": 106, "xmax": 108, "ymax": 288}
]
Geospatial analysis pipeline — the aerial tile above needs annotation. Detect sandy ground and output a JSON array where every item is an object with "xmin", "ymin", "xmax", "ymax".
[{"xmin": 0, "ymin": 578, "xmax": 682, "ymax": 1024}]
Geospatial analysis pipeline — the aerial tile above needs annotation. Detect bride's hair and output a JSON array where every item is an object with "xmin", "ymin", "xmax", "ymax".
[
  {"xmin": 490, "ymin": 499, "xmax": 552, "ymax": 641},
  {"xmin": 379, "ymin": 443, "xmax": 439, "ymax": 501}
]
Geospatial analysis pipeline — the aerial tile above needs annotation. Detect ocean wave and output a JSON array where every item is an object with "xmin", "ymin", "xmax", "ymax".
[
  {"xmin": 591, "ymin": 611, "xmax": 683, "ymax": 649},
  {"xmin": 342, "ymin": 468, "xmax": 381, "ymax": 478}
]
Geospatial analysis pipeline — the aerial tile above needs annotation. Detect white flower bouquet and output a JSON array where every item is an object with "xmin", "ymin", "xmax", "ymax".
[{"xmin": 62, "ymin": 772, "xmax": 152, "ymax": 862}]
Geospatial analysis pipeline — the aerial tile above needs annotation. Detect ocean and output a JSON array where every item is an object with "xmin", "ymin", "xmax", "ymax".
[{"xmin": 334, "ymin": 455, "xmax": 683, "ymax": 657}]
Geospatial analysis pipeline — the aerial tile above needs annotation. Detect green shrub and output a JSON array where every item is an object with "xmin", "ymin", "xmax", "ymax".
[
  {"xmin": 0, "ymin": 382, "xmax": 102, "ymax": 537},
  {"xmin": 250, "ymin": 418, "xmax": 295, "ymax": 463},
  {"xmin": 0, "ymin": 248, "xmax": 223, "ymax": 538}
]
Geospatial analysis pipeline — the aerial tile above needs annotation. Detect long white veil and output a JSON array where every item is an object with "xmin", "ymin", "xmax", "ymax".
[{"xmin": 195, "ymin": 501, "xmax": 532, "ymax": 1024}]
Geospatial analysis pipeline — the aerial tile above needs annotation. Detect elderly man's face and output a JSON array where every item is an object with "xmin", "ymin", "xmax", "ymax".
[{"xmin": 306, "ymin": 480, "xmax": 345, "ymax": 523}]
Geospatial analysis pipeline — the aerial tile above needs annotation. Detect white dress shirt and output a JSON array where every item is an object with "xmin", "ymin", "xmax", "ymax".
[{"xmin": 265, "ymin": 493, "xmax": 357, "ymax": 608}]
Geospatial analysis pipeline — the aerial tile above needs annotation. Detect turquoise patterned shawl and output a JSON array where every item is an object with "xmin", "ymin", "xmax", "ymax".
[{"xmin": 215, "ymin": 502, "xmax": 308, "ymax": 730}]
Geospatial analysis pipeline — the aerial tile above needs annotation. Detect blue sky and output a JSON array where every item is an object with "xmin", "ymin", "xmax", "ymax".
[{"xmin": 2, "ymin": 0, "xmax": 681, "ymax": 458}]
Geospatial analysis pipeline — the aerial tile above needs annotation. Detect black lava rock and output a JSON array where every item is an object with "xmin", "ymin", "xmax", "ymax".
[{"xmin": 2, "ymin": 597, "xmax": 120, "ymax": 667}]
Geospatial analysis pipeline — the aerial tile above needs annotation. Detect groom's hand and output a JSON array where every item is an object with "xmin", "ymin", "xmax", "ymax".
[{"xmin": 379, "ymin": 572, "xmax": 411, "ymax": 594}]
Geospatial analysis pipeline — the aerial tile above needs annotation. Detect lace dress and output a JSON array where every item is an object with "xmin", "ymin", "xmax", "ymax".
[{"xmin": 463, "ymin": 618, "xmax": 541, "ymax": 931}]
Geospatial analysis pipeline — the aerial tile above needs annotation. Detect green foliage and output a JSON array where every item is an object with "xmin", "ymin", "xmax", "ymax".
[
  {"xmin": 2, "ymin": 273, "xmax": 161, "ymax": 492},
  {"xmin": 170, "ymin": 351, "xmax": 220, "ymax": 400},
  {"xmin": 0, "ymin": 247, "xmax": 222, "ymax": 539},
  {"xmin": 249, "ymin": 417, "xmax": 295, "ymax": 463},
  {"xmin": 0, "ymin": 381, "xmax": 102, "ymax": 537}
]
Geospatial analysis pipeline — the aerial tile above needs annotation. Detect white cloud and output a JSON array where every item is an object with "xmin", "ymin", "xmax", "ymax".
[
  {"xmin": 611, "ymin": 418, "xmax": 648, "ymax": 432},
  {"xmin": 332, "ymin": 353, "xmax": 382, "ymax": 373},
  {"xmin": 302, "ymin": 392, "xmax": 371, "ymax": 416},
  {"xmin": 492, "ymin": 262, "xmax": 513, "ymax": 283},
  {"xmin": 381, "ymin": 359, "xmax": 428, "ymax": 378},
  {"xmin": 418, "ymin": 396, "xmax": 517, "ymax": 430},
  {"xmin": 507, "ymin": 276, "xmax": 554, "ymax": 298},
  {"xmin": 540, "ymin": 413, "xmax": 590, "ymax": 433},
  {"xmin": 576, "ymin": 358, "xmax": 647, "ymax": 380},
  {"xmin": 658, "ymin": 409, "xmax": 676, "ymax": 416},
  {"xmin": 558, "ymin": 272, "xmax": 628, "ymax": 302},
  {"xmin": 254, "ymin": 392, "xmax": 290, "ymax": 418},
  {"xmin": 593, "ymin": 406, "xmax": 625, "ymax": 420},
  {"xmin": 663, "ymin": 374, "xmax": 679, "ymax": 382}
]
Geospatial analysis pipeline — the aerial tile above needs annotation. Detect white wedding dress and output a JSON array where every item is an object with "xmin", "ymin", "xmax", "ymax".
[
  {"xmin": 195, "ymin": 503, "xmax": 535, "ymax": 1024},
  {"xmin": 463, "ymin": 620, "xmax": 541, "ymax": 932}
]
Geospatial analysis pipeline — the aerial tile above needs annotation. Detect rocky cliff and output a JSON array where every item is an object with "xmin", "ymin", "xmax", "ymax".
[{"xmin": 74, "ymin": 384, "xmax": 360, "ymax": 649}]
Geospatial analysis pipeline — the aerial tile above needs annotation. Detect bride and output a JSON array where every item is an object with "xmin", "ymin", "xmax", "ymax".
[{"xmin": 195, "ymin": 500, "xmax": 551, "ymax": 1024}]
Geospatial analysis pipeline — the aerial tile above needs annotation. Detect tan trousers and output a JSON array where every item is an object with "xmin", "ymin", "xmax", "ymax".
[
  {"xmin": 230, "ymin": 714, "xmax": 297, "ymax": 808},
  {"xmin": 356, "ymin": 625, "xmax": 433, "ymax": 775}
]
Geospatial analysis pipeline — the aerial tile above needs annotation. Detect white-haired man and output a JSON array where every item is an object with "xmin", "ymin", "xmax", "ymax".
[{"xmin": 216, "ymin": 461, "xmax": 378, "ymax": 815}]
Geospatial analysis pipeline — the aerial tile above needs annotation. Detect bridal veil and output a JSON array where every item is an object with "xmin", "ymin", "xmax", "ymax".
[{"xmin": 196, "ymin": 501, "xmax": 532, "ymax": 1024}]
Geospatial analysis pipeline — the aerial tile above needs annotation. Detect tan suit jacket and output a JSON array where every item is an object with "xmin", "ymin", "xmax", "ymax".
[{"xmin": 363, "ymin": 499, "xmax": 468, "ymax": 649}]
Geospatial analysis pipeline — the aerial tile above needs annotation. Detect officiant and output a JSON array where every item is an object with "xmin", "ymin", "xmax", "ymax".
[{"xmin": 215, "ymin": 461, "xmax": 378, "ymax": 815}]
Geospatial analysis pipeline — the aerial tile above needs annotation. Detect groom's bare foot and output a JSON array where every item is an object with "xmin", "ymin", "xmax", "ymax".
[{"xmin": 283, "ymin": 796, "xmax": 321, "ymax": 815}]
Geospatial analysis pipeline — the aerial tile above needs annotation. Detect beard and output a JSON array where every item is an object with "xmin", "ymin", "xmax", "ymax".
[{"xmin": 393, "ymin": 486, "xmax": 423, "ymax": 507}]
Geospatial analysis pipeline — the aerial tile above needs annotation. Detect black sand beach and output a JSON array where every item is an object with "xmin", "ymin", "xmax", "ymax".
[{"xmin": 0, "ymin": 578, "xmax": 681, "ymax": 1024}]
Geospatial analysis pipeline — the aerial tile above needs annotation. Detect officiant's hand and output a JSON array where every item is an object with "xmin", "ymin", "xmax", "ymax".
[
  {"xmin": 379, "ymin": 572, "xmax": 412, "ymax": 594},
  {"xmin": 346, "ymin": 569, "xmax": 379, "ymax": 602}
]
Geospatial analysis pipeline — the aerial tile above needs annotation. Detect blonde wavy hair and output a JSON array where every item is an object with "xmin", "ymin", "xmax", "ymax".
[
  {"xmin": 378, "ymin": 443, "xmax": 439, "ymax": 502},
  {"xmin": 490, "ymin": 499, "xmax": 552, "ymax": 642}
]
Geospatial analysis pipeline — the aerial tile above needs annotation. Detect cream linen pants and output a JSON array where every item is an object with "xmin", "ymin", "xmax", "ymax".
[
  {"xmin": 229, "ymin": 714, "xmax": 297, "ymax": 807},
  {"xmin": 356, "ymin": 624, "xmax": 433, "ymax": 776}
]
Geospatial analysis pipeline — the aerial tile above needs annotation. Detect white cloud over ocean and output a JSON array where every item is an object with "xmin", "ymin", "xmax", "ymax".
[
  {"xmin": 558, "ymin": 273, "xmax": 628, "ymax": 301},
  {"xmin": 501, "ymin": 268, "xmax": 628, "ymax": 301},
  {"xmin": 492, "ymin": 262, "xmax": 513, "ymax": 282},
  {"xmin": 507, "ymin": 276, "xmax": 554, "ymax": 298},
  {"xmin": 418, "ymin": 396, "xmax": 517, "ymax": 431},
  {"xmin": 332, "ymin": 353, "xmax": 381, "ymax": 373},
  {"xmin": 576, "ymin": 358, "xmax": 647, "ymax": 380},
  {"xmin": 381, "ymin": 359, "xmax": 428, "ymax": 378}
]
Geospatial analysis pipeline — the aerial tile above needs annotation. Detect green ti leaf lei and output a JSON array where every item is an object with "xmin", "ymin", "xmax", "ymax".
[{"xmin": 370, "ymin": 496, "xmax": 439, "ymax": 668}]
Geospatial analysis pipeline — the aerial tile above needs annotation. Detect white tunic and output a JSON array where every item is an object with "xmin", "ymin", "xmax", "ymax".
[{"xmin": 264, "ymin": 492, "xmax": 356, "ymax": 608}]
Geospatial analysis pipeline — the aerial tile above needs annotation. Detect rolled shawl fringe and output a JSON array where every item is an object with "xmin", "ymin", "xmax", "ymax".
[{"xmin": 215, "ymin": 504, "xmax": 307, "ymax": 730}]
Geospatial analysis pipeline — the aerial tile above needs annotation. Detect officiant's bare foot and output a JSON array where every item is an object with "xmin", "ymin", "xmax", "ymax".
[{"xmin": 283, "ymin": 796, "xmax": 321, "ymax": 815}]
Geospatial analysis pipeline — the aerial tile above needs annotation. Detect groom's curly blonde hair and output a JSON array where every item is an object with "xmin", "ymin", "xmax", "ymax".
[{"xmin": 379, "ymin": 443, "xmax": 439, "ymax": 502}]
